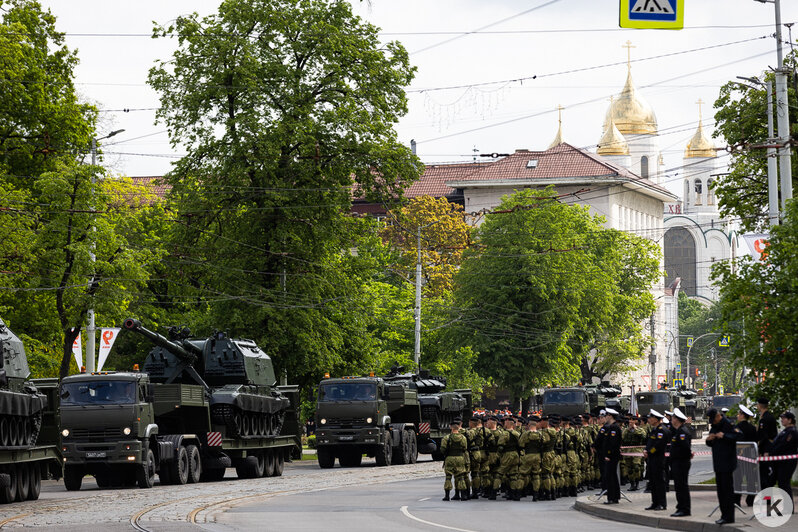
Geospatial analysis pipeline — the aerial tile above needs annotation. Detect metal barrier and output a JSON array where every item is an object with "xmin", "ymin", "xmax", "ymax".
[{"xmin": 733, "ymin": 441, "xmax": 760, "ymax": 495}]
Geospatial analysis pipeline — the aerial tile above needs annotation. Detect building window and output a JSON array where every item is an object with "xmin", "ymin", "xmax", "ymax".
[
  {"xmin": 684, "ymin": 180, "xmax": 691, "ymax": 208},
  {"xmin": 641, "ymin": 156, "xmax": 649, "ymax": 179},
  {"xmin": 707, "ymin": 178, "xmax": 715, "ymax": 205},
  {"xmin": 694, "ymin": 178, "xmax": 703, "ymax": 205},
  {"xmin": 664, "ymin": 227, "xmax": 697, "ymax": 296}
]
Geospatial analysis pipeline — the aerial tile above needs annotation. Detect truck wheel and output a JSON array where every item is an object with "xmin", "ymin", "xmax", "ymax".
[
  {"xmin": 14, "ymin": 464, "xmax": 29, "ymax": 502},
  {"xmin": 63, "ymin": 465, "xmax": 83, "ymax": 491},
  {"xmin": 236, "ymin": 454, "xmax": 264, "ymax": 479},
  {"xmin": 274, "ymin": 451, "xmax": 284, "ymax": 476},
  {"xmin": 170, "ymin": 445, "xmax": 190, "ymax": 485},
  {"xmin": 186, "ymin": 444, "xmax": 202, "ymax": 484},
  {"xmin": 317, "ymin": 447, "xmax": 335, "ymax": 469},
  {"xmin": 375, "ymin": 432, "xmax": 392, "ymax": 467},
  {"xmin": 409, "ymin": 434, "xmax": 418, "ymax": 464},
  {"xmin": 264, "ymin": 449, "xmax": 276, "ymax": 476},
  {"xmin": 0, "ymin": 467, "xmax": 16, "ymax": 503},
  {"xmin": 26, "ymin": 464, "xmax": 41, "ymax": 501},
  {"xmin": 95, "ymin": 470, "xmax": 111, "ymax": 488},
  {"xmin": 136, "ymin": 448, "xmax": 156, "ymax": 489}
]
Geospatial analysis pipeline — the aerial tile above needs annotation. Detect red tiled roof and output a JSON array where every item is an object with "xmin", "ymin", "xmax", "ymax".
[
  {"xmin": 443, "ymin": 143, "xmax": 670, "ymax": 194},
  {"xmin": 130, "ymin": 176, "xmax": 171, "ymax": 199},
  {"xmin": 404, "ymin": 162, "xmax": 491, "ymax": 198}
]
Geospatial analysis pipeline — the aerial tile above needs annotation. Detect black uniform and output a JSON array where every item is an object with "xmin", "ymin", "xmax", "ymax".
[
  {"xmin": 593, "ymin": 422, "xmax": 609, "ymax": 491},
  {"xmin": 603, "ymin": 421, "xmax": 622, "ymax": 503},
  {"xmin": 669, "ymin": 423, "xmax": 692, "ymax": 515},
  {"xmin": 645, "ymin": 422, "xmax": 670, "ymax": 510},
  {"xmin": 756, "ymin": 410, "xmax": 779, "ymax": 488},
  {"xmin": 770, "ymin": 425, "xmax": 797, "ymax": 502},
  {"xmin": 707, "ymin": 416, "xmax": 739, "ymax": 523}
]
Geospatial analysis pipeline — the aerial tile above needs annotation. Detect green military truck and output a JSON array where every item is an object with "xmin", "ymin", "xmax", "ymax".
[
  {"xmin": 635, "ymin": 388, "xmax": 709, "ymax": 437},
  {"xmin": 314, "ymin": 368, "xmax": 471, "ymax": 468},
  {"xmin": 541, "ymin": 383, "xmax": 628, "ymax": 417},
  {"xmin": 59, "ymin": 319, "xmax": 301, "ymax": 490}
]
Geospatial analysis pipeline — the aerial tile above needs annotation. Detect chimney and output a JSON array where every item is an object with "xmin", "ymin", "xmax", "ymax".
[{"xmin": 410, "ymin": 139, "xmax": 417, "ymax": 155}]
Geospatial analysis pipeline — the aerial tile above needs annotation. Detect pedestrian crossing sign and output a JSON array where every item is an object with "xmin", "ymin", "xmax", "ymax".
[
  {"xmin": 718, "ymin": 336, "xmax": 730, "ymax": 347},
  {"xmin": 673, "ymin": 378, "xmax": 683, "ymax": 387},
  {"xmin": 676, "ymin": 362, "xmax": 682, "ymax": 374},
  {"xmin": 686, "ymin": 337, "xmax": 694, "ymax": 347},
  {"xmin": 620, "ymin": 0, "xmax": 684, "ymax": 30}
]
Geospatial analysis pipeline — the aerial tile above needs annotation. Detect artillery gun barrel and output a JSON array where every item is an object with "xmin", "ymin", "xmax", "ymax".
[{"xmin": 122, "ymin": 318, "xmax": 199, "ymax": 363}]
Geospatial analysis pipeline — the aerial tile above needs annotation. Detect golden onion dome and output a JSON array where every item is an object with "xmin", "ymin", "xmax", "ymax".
[
  {"xmin": 684, "ymin": 122, "xmax": 716, "ymax": 158},
  {"xmin": 597, "ymin": 120, "xmax": 629, "ymax": 156},
  {"xmin": 604, "ymin": 69, "xmax": 658, "ymax": 135}
]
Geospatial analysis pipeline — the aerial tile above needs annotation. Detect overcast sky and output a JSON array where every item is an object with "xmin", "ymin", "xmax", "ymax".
[{"xmin": 38, "ymin": 0, "xmax": 798, "ymax": 198}]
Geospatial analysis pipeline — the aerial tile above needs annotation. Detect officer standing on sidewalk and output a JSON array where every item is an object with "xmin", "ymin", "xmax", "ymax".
[
  {"xmin": 602, "ymin": 408, "xmax": 622, "ymax": 505},
  {"xmin": 644, "ymin": 410, "xmax": 669, "ymax": 511},
  {"xmin": 706, "ymin": 408, "xmax": 739, "ymax": 525},
  {"xmin": 669, "ymin": 408, "xmax": 693, "ymax": 517}
]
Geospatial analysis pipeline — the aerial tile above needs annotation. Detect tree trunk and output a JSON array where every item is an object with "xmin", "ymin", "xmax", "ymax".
[{"xmin": 59, "ymin": 327, "xmax": 81, "ymax": 380}]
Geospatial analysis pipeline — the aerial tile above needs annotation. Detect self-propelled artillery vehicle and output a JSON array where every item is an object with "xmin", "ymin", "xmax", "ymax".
[
  {"xmin": 314, "ymin": 367, "xmax": 472, "ymax": 468},
  {"xmin": 59, "ymin": 318, "xmax": 299, "ymax": 490},
  {"xmin": 635, "ymin": 386, "xmax": 709, "ymax": 437},
  {"xmin": 0, "ymin": 318, "xmax": 61, "ymax": 504}
]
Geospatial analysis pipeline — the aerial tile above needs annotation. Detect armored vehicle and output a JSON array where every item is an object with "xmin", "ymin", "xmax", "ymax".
[
  {"xmin": 59, "ymin": 319, "xmax": 300, "ymax": 490},
  {"xmin": 314, "ymin": 368, "xmax": 472, "ymax": 468},
  {"xmin": 635, "ymin": 387, "xmax": 709, "ymax": 437},
  {"xmin": 0, "ymin": 319, "xmax": 62, "ymax": 504},
  {"xmin": 711, "ymin": 395, "xmax": 743, "ymax": 411},
  {"xmin": 541, "ymin": 387, "xmax": 591, "ymax": 417}
]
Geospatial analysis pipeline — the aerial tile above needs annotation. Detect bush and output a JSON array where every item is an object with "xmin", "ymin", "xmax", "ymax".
[{"xmin": 307, "ymin": 435, "xmax": 317, "ymax": 449}]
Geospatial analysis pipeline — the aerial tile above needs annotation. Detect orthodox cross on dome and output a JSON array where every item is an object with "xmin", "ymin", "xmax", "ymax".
[
  {"xmin": 622, "ymin": 40, "xmax": 636, "ymax": 71},
  {"xmin": 696, "ymin": 98, "xmax": 705, "ymax": 122}
]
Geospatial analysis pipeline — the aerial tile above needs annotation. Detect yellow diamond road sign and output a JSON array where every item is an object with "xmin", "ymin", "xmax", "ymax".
[{"xmin": 620, "ymin": 0, "xmax": 684, "ymax": 30}]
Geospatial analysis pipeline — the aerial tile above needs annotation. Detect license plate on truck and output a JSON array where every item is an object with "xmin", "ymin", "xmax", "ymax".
[
  {"xmin": 338, "ymin": 436, "xmax": 354, "ymax": 441},
  {"xmin": 86, "ymin": 451, "xmax": 107, "ymax": 458}
]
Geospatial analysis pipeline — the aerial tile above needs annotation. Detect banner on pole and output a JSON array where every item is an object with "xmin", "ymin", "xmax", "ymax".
[
  {"xmin": 743, "ymin": 234, "xmax": 769, "ymax": 262},
  {"xmin": 71, "ymin": 334, "xmax": 82, "ymax": 370},
  {"xmin": 97, "ymin": 328, "xmax": 121, "ymax": 372}
]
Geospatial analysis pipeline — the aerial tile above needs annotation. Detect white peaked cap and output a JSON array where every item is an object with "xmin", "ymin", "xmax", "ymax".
[
  {"xmin": 648, "ymin": 409, "xmax": 664, "ymax": 418},
  {"xmin": 673, "ymin": 408, "xmax": 687, "ymax": 421},
  {"xmin": 606, "ymin": 408, "xmax": 619, "ymax": 415},
  {"xmin": 739, "ymin": 405, "xmax": 754, "ymax": 417}
]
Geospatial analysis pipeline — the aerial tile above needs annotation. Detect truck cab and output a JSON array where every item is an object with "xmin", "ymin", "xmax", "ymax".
[
  {"xmin": 541, "ymin": 387, "xmax": 591, "ymax": 416},
  {"xmin": 59, "ymin": 372, "xmax": 157, "ymax": 488}
]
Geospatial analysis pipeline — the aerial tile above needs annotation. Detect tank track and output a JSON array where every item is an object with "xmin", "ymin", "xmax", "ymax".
[
  {"xmin": 0, "ymin": 411, "xmax": 42, "ymax": 449},
  {"xmin": 211, "ymin": 404, "xmax": 285, "ymax": 439}
]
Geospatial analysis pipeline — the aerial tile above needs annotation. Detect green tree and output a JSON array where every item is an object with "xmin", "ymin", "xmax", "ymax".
[
  {"xmin": 712, "ymin": 200, "xmax": 798, "ymax": 411},
  {"xmin": 380, "ymin": 196, "xmax": 472, "ymax": 297},
  {"xmin": 712, "ymin": 55, "xmax": 797, "ymax": 232},
  {"xmin": 147, "ymin": 0, "xmax": 422, "ymax": 392}
]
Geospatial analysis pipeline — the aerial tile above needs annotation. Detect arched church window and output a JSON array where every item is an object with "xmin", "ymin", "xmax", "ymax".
[
  {"xmin": 684, "ymin": 180, "xmax": 691, "ymax": 208},
  {"xmin": 640, "ymin": 156, "xmax": 649, "ymax": 179},
  {"xmin": 664, "ymin": 227, "xmax": 697, "ymax": 296},
  {"xmin": 707, "ymin": 178, "xmax": 715, "ymax": 205},
  {"xmin": 694, "ymin": 178, "xmax": 703, "ymax": 205}
]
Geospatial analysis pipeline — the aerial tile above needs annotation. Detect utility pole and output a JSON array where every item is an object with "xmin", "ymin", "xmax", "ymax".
[
  {"xmin": 649, "ymin": 313, "xmax": 656, "ymax": 390},
  {"xmin": 766, "ymin": 80, "xmax": 780, "ymax": 225},
  {"xmin": 772, "ymin": 0, "xmax": 793, "ymax": 210},
  {"xmin": 86, "ymin": 130, "xmax": 124, "ymax": 373},
  {"xmin": 414, "ymin": 220, "xmax": 442, "ymax": 371},
  {"xmin": 712, "ymin": 346, "xmax": 719, "ymax": 395}
]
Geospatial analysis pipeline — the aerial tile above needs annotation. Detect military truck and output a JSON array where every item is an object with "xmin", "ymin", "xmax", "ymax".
[
  {"xmin": 635, "ymin": 387, "xmax": 709, "ymax": 438},
  {"xmin": 58, "ymin": 319, "xmax": 300, "ymax": 490},
  {"xmin": 314, "ymin": 368, "xmax": 472, "ymax": 468},
  {"xmin": 541, "ymin": 383, "xmax": 629, "ymax": 416},
  {"xmin": 0, "ymin": 319, "xmax": 62, "ymax": 504},
  {"xmin": 711, "ymin": 395, "xmax": 743, "ymax": 411}
]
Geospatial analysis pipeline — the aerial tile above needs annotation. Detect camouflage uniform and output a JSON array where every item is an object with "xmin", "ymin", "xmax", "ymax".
[
  {"xmin": 565, "ymin": 424, "xmax": 581, "ymax": 496},
  {"xmin": 553, "ymin": 428, "xmax": 565, "ymax": 494},
  {"xmin": 496, "ymin": 425, "xmax": 522, "ymax": 501},
  {"xmin": 625, "ymin": 423, "xmax": 646, "ymax": 490},
  {"xmin": 441, "ymin": 431, "xmax": 470, "ymax": 500},
  {"xmin": 487, "ymin": 425, "xmax": 503, "ymax": 499},
  {"xmin": 467, "ymin": 424, "xmax": 486, "ymax": 498},
  {"xmin": 518, "ymin": 427, "xmax": 546, "ymax": 499},
  {"xmin": 579, "ymin": 423, "xmax": 592, "ymax": 489},
  {"xmin": 540, "ymin": 425, "xmax": 558, "ymax": 499},
  {"xmin": 478, "ymin": 426, "xmax": 493, "ymax": 494}
]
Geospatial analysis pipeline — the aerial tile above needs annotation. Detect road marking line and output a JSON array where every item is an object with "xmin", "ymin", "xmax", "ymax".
[
  {"xmin": 0, "ymin": 513, "xmax": 30, "ymax": 528},
  {"xmin": 400, "ymin": 505, "xmax": 477, "ymax": 532},
  {"xmin": 418, "ymin": 497, "xmax": 430, "ymax": 501}
]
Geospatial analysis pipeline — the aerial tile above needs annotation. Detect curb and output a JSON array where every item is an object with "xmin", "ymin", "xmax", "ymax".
[{"xmin": 573, "ymin": 499, "xmax": 745, "ymax": 532}]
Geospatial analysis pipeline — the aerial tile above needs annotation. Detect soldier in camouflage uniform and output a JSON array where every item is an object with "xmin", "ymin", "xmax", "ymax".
[
  {"xmin": 564, "ymin": 417, "xmax": 581, "ymax": 497},
  {"xmin": 539, "ymin": 415, "xmax": 558, "ymax": 500},
  {"xmin": 486, "ymin": 416, "xmax": 502, "ymax": 500},
  {"xmin": 551, "ymin": 416, "xmax": 566, "ymax": 497},
  {"xmin": 497, "ymin": 416, "xmax": 522, "ymax": 501},
  {"xmin": 479, "ymin": 417, "xmax": 495, "ymax": 498},
  {"xmin": 590, "ymin": 414, "xmax": 602, "ymax": 488},
  {"xmin": 518, "ymin": 416, "xmax": 546, "ymax": 500},
  {"xmin": 441, "ymin": 419, "xmax": 470, "ymax": 501},
  {"xmin": 625, "ymin": 416, "xmax": 646, "ymax": 491},
  {"xmin": 467, "ymin": 416, "xmax": 485, "ymax": 499},
  {"xmin": 579, "ymin": 414, "xmax": 592, "ymax": 492}
]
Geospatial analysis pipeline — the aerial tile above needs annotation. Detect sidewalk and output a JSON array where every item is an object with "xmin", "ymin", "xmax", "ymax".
[{"xmin": 574, "ymin": 485, "xmax": 792, "ymax": 532}]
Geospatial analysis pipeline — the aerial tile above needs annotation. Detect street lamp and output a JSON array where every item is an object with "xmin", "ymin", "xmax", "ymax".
[
  {"xmin": 414, "ymin": 219, "xmax": 442, "ymax": 372},
  {"xmin": 86, "ymin": 129, "xmax": 125, "ymax": 373}
]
